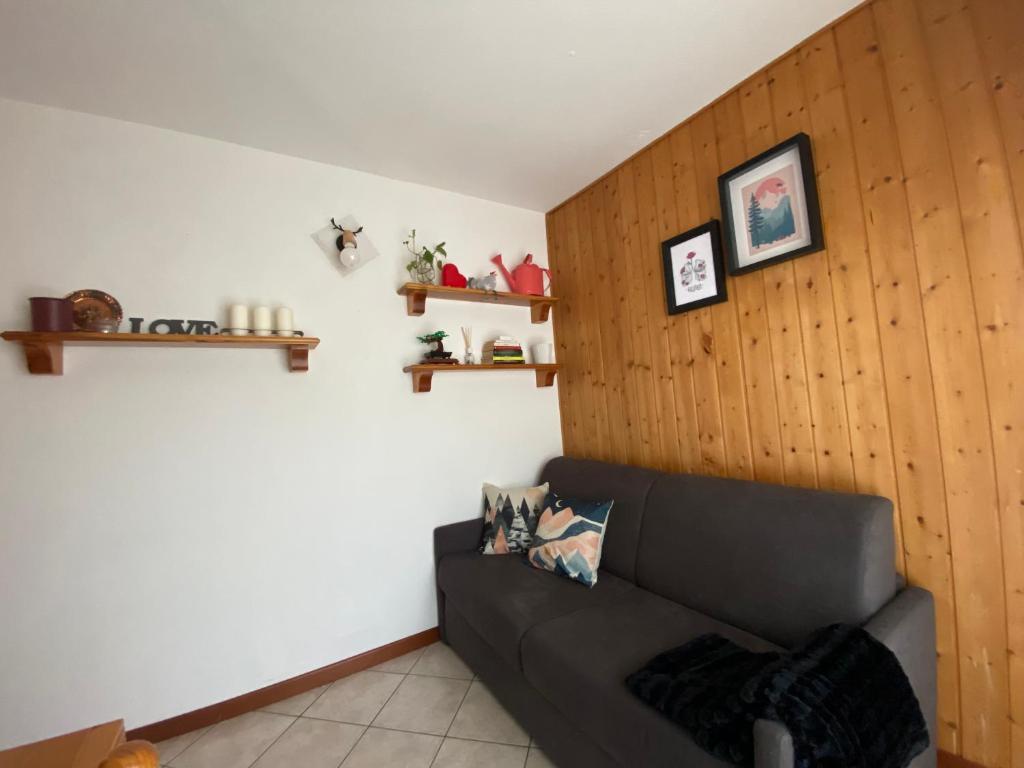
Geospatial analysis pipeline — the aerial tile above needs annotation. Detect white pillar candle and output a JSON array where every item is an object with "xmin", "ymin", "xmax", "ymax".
[
  {"xmin": 274, "ymin": 307, "xmax": 294, "ymax": 337},
  {"xmin": 228, "ymin": 304, "xmax": 249, "ymax": 335},
  {"xmin": 252, "ymin": 306, "xmax": 272, "ymax": 336}
]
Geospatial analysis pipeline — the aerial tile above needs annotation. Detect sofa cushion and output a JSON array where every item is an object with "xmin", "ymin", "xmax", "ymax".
[
  {"xmin": 438, "ymin": 551, "xmax": 634, "ymax": 670},
  {"xmin": 637, "ymin": 473, "xmax": 898, "ymax": 647},
  {"xmin": 528, "ymin": 492, "xmax": 613, "ymax": 587},
  {"xmin": 444, "ymin": 603, "xmax": 622, "ymax": 768},
  {"xmin": 521, "ymin": 588, "xmax": 780, "ymax": 768},
  {"xmin": 539, "ymin": 457, "xmax": 660, "ymax": 583},
  {"xmin": 480, "ymin": 482, "xmax": 549, "ymax": 554}
]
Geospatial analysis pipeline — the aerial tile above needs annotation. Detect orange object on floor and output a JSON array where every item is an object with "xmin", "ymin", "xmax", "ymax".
[{"xmin": 0, "ymin": 720, "xmax": 157, "ymax": 768}]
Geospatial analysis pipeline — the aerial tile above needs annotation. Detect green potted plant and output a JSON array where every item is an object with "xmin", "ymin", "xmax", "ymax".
[{"xmin": 404, "ymin": 229, "xmax": 447, "ymax": 284}]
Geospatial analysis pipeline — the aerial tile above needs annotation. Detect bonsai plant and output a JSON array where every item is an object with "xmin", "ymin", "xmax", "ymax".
[
  {"xmin": 417, "ymin": 330, "xmax": 456, "ymax": 363},
  {"xmin": 404, "ymin": 229, "xmax": 447, "ymax": 284}
]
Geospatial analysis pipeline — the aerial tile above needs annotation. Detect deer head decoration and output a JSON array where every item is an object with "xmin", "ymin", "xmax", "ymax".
[
  {"xmin": 311, "ymin": 215, "xmax": 378, "ymax": 275},
  {"xmin": 331, "ymin": 218, "xmax": 364, "ymax": 268}
]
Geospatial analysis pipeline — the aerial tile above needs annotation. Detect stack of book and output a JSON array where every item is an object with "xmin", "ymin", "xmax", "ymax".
[{"xmin": 482, "ymin": 336, "xmax": 524, "ymax": 364}]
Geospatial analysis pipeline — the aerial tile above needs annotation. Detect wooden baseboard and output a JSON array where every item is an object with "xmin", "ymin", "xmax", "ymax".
[
  {"xmin": 938, "ymin": 751, "xmax": 987, "ymax": 768},
  {"xmin": 126, "ymin": 627, "xmax": 439, "ymax": 744}
]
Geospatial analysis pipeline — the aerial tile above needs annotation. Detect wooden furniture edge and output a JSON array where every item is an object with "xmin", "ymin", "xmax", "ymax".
[
  {"xmin": 401, "ymin": 363, "xmax": 560, "ymax": 393},
  {"xmin": 1, "ymin": 331, "xmax": 320, "ymax": 375},
  {"xmin": 396, "ymin": 283, "xmax": 558, "ymax": 324},
  {"xmin": 125, "ymin": 627, "xmax": 439, "ymax": 744},
  {"xmin": 401, "ymin": 363, "xmax": 560, "ymax": 371},
  {"xmin": 0, "ymin": 719, "xmax": 157, "ymax": 768},
  {"xmin": 0, "ymin": 331, "xmax": 320, "ymax": 348},
  {"xmin": 938, "ymin": 751, "xmax": 987, "ymax": 768}
]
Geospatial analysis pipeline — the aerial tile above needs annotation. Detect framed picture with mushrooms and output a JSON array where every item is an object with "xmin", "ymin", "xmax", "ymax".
[
  {"xmin": 661, "ymin": 219, "xmax": 727, "ymax": 315},
  {"xmin": 718, "ymin": 132, "xmax": 824, "ymax": 275}
]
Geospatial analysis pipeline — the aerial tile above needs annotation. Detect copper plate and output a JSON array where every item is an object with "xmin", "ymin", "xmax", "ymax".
[{"xmin": 64, "ymin": 289, "xmax": 123, "ymax": 332}]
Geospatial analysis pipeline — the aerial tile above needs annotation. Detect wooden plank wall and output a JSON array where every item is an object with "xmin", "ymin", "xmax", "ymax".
[{"xmin": 545, "ymin": 1, "xmax": 1023, "ymax": 765}]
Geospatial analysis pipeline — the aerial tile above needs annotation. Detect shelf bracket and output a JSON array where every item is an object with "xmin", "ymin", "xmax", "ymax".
[
  {"xmin": 530, "ymin": 300, "xmax": 554, "ymax": 324},
  {"xmin": 410, "ymin": 369, "xmax": 433, "ymax": 393},
  {"xmin": 535, "ymin": 367, "xmax": 557, "ymax": 388},
  {"xmin": 23, "ymin": 340, "xmax": 63, "ymax": 375},
  {"xmin": 405, "ymin": 289, "xmax": 427, "ymax": 317},
  {"xmin": 288, "ymin": 346, "xmax": 310, "ymax": 372}
]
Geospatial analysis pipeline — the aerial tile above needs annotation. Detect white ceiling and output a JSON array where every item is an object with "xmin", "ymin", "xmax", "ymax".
[{"xmin": 0, "ymin": 0, "xmax": 859, "ymax": 211}]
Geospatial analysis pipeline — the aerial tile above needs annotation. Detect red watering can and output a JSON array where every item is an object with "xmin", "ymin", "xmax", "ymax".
[{"xmin": 491, "ymin": 253, "xmax": 552, "ymax": 296}]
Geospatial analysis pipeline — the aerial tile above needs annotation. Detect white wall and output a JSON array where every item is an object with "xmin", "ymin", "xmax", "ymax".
[{"xmin": 0, "ymin": 97, "xmax": 563, "ymax": 748}]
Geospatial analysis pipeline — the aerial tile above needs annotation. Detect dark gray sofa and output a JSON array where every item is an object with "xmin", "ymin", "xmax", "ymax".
[{"xmin": 434, "ymin": 457, "xmax": 936, "ymax": 768}]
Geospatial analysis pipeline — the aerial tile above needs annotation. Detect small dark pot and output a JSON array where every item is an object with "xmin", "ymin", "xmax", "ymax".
[{"xmin": 29, "ymin": 297, "xmax": 74, "ymax": 332}]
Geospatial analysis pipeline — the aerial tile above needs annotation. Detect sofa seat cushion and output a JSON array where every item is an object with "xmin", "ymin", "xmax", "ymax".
[
  {"xmin": 520, "ymin": 588, "xmax": 781, "ymax": 768},
  {"xmin": 438, "ymin": 551, "xmax": 634, "ymax": 670}
]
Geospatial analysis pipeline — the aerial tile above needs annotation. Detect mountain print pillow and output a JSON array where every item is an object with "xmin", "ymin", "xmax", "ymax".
[
  {"xmin": 528, "ymin": 492, "xmax": 613, "ymax": 588},
  {"xmin": 480, "ymin": 482, "xmax": 549, "ymax": 555}
]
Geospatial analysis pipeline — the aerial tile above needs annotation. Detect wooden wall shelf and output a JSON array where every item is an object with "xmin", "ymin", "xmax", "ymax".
[
  {"xmin": 402, "ymin": 363, "xmax": 559, "ymax": 393},
  {"xmin": 397, "ymin": 283, "xmax": 558, "ymax": 324},
  {"xmin": 0, "ymin": 331, "xmax": 320, "ymax": 375}
]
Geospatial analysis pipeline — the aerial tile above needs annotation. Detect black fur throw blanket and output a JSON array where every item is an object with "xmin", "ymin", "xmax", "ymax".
[{"xmin": 626, "ymin": 624, "xmax": 928, "ymax": 768}]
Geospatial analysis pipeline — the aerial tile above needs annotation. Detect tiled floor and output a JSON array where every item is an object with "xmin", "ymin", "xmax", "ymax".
[{"xmin": 156, "ymin": 643, "xmax": 555, "ymax": 768}]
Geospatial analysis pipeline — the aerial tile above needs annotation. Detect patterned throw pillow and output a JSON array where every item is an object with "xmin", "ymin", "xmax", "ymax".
[
  {"xmin": 528, "ymin": 492, "xmax": 613, "ymax": 588},
  {"xmin": 480, "ymin": 482, "xmax": 549, "ymax": 555}
]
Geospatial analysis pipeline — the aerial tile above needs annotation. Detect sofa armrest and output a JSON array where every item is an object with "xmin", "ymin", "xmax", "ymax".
[
  {"xmin": 754, "ymin": 587, "xmax": 936, "ymax": 768},
  {"xmin": 434, "ymin": 518, "xmax": 483, "ymax": 570},
  {"xmin": 863, "ymin": 587, "xmax": 937, "ymax": 768},
  {"xmin": 754, "ymin": 719, "xmax": 794, "ymax": 768},
  {"xmin": 433, "ymin": 518, "xmax": 483, "ymax": 642}
]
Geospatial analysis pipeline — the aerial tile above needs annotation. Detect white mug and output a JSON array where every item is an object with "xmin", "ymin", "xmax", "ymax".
[{"xmin": 531, "ymin": 342, "xmax": 555, "ymax": 365}]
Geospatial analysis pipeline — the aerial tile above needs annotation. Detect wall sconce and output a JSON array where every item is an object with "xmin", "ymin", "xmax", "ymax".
[
  {"xmin": 311, "ymin": 214, "xmax": 378, "ymax": 275},
  {"xmin": 334, "ymin": 219, "xmax": 362, "ymax": 268}
]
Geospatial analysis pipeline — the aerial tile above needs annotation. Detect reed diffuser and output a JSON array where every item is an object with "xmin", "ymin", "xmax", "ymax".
[{"xmin": 461, "ymin": 326, "xmax": 475, "ymax": 365}]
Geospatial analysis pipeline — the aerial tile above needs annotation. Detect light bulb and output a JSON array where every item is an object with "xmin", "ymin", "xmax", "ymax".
[{"xmin": 339, "ymin": 244, "xmax": 359, "ymax": 268}]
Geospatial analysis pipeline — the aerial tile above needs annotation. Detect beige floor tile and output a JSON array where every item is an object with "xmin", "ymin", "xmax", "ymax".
[
  {"xmin": 526, "ymin": 748, "xmax": 557, "ymax": 768},
  {"xmin": 448, "ymin": 681, "xmax": 529, "ymax": 746},
  {"xmin": 154, "ymin": 727, "xmax": 211, "ymax": 764},
  {"xmin": 260, "ymin": 684, "xmax": 328, "ymax": 716},
  {"xmin": 251, "ymin": 717, "xmax": 363, "ymax": 768},
  {"xmin": 432, "ymin": 737, "xmax": 528, "ymax": 768},
  {"xmin": 409, "ymin": 642, "xmax": 473, "ymax": 680},
  {"xmin": 372, "ymin": 674, "xmax": 470, "ymax": 735},
  {"xmin": 370, "ymin": 647, "xmax": 427, "ymax": 674},
  {"xmin": 340, "ymin": 727, "xmax": 441, "ymax": 768},
  {"xmin": 304, "ymin": 671, "xmax": 404, "ymax": 725},
  {"xmin": 170, "ymin": 711, "xmax": 294, "ymax": 768}
]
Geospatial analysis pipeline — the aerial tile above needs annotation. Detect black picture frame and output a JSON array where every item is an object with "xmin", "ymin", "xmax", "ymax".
[
  {"xmin": 718, "ymin": 132, "xmax": 824, "ymax": 275},
  {"xmin": 661, "ymin": 219, "xmax": 728, "ymax": 315}
]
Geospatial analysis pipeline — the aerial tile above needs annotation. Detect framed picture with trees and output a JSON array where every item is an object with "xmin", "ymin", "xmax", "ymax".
[{"xmin": 717, "ymin": 132, "xmax": 824, "ymax": 275}]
